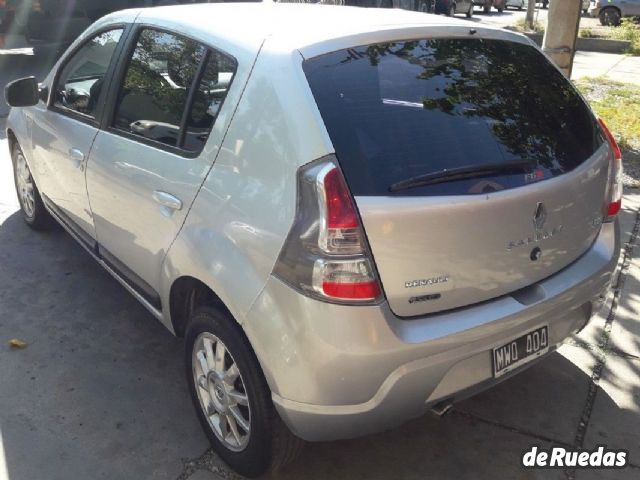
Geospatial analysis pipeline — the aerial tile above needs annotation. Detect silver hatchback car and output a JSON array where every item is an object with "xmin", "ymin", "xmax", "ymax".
[{"xmin": 5, "ymin": 3, "xmax": 622, "ymax": 477}]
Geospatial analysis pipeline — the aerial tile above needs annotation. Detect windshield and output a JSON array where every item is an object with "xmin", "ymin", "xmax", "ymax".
[{"xmin": 303, "ymin": 38, "xmax": 604, "ymax": 196}]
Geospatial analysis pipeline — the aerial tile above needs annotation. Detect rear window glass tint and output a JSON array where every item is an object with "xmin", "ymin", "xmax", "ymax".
[{"xmin": 303, "ymin": 39, "xmax": 603, "ymax": 196}]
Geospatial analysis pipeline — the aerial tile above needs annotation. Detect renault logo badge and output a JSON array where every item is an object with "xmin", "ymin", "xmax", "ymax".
[{"xmin": 533, "ymin": 202, "xmax": 547, "ymax": 232}]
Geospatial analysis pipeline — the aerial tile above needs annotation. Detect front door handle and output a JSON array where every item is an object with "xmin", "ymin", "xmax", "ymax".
[
  {"xmin": 68, "ymin": 148, "xmax": 85, "ymax": 169},
  {"xmin": 152, "ymin": 190, "xmax": 183, "ymax": 212}
]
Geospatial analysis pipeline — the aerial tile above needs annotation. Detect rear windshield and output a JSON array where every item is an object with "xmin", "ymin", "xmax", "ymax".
[{"xmin": 303, "ymin": 38, "xmax": 603, "ymax": 196}]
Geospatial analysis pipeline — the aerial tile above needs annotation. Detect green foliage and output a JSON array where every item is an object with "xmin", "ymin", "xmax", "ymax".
[
  {"xmin": 609, "ymin": 19, "xmax": 640, "ymax": 55},
  {"xmin": 514, "ymin": 18, "xmax": 545, "ymax": 34},
  {"xmin": 579, "ymin": 28, "xmax": 596, "ymax": 38},
  {"xmin": 576, "ymin": 77, "xmax": 640, "ymax": 150}
]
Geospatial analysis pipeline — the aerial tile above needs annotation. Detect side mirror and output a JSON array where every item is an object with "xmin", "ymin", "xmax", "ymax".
[{"xmin": 4, "ymin": 76, "xmax": 39, "ymax": 107}]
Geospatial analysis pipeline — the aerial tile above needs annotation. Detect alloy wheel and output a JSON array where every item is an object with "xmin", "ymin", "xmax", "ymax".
[
  {"xmin": 192, "ymin": 332, "xmax": 251, "ymax": 452},
  {"xmin": 15, "ymin": 152, "xmax": 35, "ymax": 218}
]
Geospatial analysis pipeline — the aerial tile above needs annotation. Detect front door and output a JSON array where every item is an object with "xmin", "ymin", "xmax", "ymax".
[
  {"xmin": 85, "ymin": 26, "xmax": 238, "ymax": 305},
  {"xmin": 30, "ymin": 28, "xmax": 125, "ymax": 242}
]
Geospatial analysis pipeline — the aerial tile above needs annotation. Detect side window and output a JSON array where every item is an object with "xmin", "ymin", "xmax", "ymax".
[
  {"xmin": 54, "ymin": 29, "xmax": 124, "ymax": 118},
  {"xmin": 182, "ymin": 53, "xmax": 237, "ymax": 152},
  {"xmin": 112, "ymin": 27, "xmax": 237, "ymax": 152},
  {"xmin": 112, "ymin": 29, "xmax": 206, "ymax": 148}
]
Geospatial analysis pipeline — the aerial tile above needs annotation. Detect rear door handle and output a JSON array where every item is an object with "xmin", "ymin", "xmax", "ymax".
[
  {"xmin": 68, "ymin": 148, "xmax": 85, "ymax": 169},
  {"xmin": 152, "ymin": 190, "xmax": 183, "ymax": 212}
]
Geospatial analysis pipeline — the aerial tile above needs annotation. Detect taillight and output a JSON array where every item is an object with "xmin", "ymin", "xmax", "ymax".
[
  {"xmin": 274, "ymin": 156, "xmax": 383, "ymax": 304},
  {"xmin": 598, "ymin": 118, "xmax": 623, "ymax": 222}
]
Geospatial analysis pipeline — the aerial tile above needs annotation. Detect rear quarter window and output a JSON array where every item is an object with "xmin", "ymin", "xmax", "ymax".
[{"xmin": 303, "ymin": 38, "xmax": 603, "ymax": 196}]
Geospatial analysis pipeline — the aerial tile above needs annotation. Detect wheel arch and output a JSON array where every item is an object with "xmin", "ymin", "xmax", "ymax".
[
  {"xmin": 169, "ymin": 275, "xmax": 234, "ymax": 338},
  {"xmin": 600, "ymin": 5, "xmax": 622, "ymax": 16},
  {"xmin": 6, "ymin": 128, "xmax": 18, "ymax": 153}
]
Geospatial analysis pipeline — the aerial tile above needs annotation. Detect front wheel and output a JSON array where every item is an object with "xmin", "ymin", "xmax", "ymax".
[
  {"xmin": 186, "ymin": 307, "xmax": 303, "ymax": 477},
  {"xmin": 12, "ymin": 143, "xmax": 53, "ymax": 229}
]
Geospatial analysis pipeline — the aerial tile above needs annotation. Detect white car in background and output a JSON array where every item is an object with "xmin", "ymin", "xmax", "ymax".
[{"xmin": 506, "ymin": 0, "xmax": 527, "ymax": 9}]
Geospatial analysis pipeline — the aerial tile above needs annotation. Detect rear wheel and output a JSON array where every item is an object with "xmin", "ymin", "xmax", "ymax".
[
  {"xmin": 11, "ymin": 143, "xmax": 52, "ymax": 229},
  {"xmin": 185, "ymin": 307, "xmax": 303, "ymax": 477},
  {"xmin": 599, "ymin": 7, "xmax": 621, "ymax": 26}
]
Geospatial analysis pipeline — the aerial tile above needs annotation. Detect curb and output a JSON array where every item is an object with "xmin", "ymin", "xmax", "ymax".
[{"xmin": 522, "ymin": 32, "xmax": 631, "ymax": 54}]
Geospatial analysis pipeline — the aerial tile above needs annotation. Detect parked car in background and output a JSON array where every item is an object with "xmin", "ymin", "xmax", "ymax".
[
  {"xmin": 506, "ymin": 0, "xmax": 527, "ymax": 10},
  {"xmin": 536, "ymin": 1, "xmax": 590, "ymax": 14},
  {"xmin": 5, "ymin": 2, "xmax": 622, "ymax": 477},
  {"xmin": 590, "ymin": 0, "xmax": 640, "ymax": 26},
  {"xmin": 472, "ymin": 0, "xmax": 505, "ymax": 13},
  {"xmin": 434, "ymin": 0, "xmax": 473, "ymax": 16}
]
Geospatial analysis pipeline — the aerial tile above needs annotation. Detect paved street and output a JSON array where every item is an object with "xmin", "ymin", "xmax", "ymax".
[{"xmin": 1, "ymin": 8, "xmax": 640, "ymax": 479}]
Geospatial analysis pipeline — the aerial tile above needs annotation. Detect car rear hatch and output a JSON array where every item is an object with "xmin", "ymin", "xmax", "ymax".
[{"xmin": 303, "ymin": 36, "xmax": 611, "ymax": 317}]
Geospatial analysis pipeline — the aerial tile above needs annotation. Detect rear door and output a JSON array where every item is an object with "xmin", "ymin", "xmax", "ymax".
[
  {"xmin": 303, "ymin": 37, "xmax": 609, "ymax": 317},
  {"xmin": 30, "ymin": 27, "xmax": 126, "ymax": 244},
  {"xmin": 85, "ymin": 26, "xmax": 238, "ymax": 307}
]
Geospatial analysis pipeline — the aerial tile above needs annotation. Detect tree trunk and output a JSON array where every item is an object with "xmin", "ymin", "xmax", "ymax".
[{"xmin": 525, "ymin": 0, "xmax": 536, "ymax": 30}]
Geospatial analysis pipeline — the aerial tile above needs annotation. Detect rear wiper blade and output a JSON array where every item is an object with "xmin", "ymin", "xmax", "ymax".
[{"xmin": 388, "ymin": 160, "xmax": 533, "ymax": 193}]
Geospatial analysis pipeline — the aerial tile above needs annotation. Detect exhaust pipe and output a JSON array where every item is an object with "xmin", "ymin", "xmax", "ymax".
[{"xmin": 430, "ymin": 399, "xmax": 454, "ymax": 417}]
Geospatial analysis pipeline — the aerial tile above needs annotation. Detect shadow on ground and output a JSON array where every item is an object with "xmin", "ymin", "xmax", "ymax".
[{"xmin": 0, "ymin": 211, "xmax": 207, "ymax": 480}]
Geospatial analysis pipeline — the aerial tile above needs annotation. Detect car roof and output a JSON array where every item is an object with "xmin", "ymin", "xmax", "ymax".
[{"xmin": 103, "ymin": 3, "xmax": 526, "ymax": 60}]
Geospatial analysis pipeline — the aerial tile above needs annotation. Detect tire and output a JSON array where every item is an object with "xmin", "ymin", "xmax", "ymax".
[
  {"xmin": 466, "ymin": 2, "xmax": 473, "ymax": 17},
  {"xmin": 185, "ymin": 307, "xmax": 303, "ymax": 478},
  {"xmin": 599, "ymin": 7, "xmax": 621, "ymax": 26},
  {"xmin": 11, "ymin": 143, "xmax": 53, "ymax": 230}
]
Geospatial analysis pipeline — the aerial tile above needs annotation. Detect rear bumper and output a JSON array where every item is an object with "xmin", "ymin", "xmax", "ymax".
[{"xmin": 244, "ymin": 222, "xmax": 619, "ymax": 442}]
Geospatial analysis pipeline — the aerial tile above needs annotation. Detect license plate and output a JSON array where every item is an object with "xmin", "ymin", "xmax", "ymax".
[{"xmin": 492, "ymin": 326, "xmax": 549, "ymax": 378}]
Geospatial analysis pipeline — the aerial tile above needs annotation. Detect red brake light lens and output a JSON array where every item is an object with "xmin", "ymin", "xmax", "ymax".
[
  {"xmin": 598, "ymin": 118, "xmax": 622, "ymax": 161},
  {"xmin": 324, "ymin": 167, "xmax": 358, "ymax": 229},
  {"xmin": 607, "ymin": 199, "xmax": 622, "ymax": 217},
  {"xmin": 322, "ymin": 280, "xmax": 381, "ymax": 300},
  {"xmin": 598, "ymin": 117, "xmax": 623, "ymax": 222}
]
